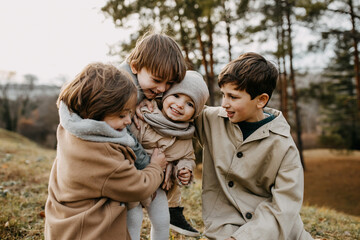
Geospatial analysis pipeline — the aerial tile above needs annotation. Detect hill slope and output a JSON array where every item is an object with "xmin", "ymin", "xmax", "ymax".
[{"xmin": 0, "ymin": 128, "xmax": 359, "ymax": 239}]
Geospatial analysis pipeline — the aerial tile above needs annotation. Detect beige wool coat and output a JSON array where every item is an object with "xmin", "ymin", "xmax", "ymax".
[
  {"xmin": 44, "ymin": 125, "xmax": 164, "ymax": 240},
  {"xmin": 195, "ymin": 107, "xmax": 313, "ymax": 240}
]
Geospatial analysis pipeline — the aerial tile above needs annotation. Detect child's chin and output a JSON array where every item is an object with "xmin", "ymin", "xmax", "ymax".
[
  {"xmin": 228, "ymin": 118, "xmax": 238, "ymax": 123},
  {"xmin": 144, "ymin": 92, "xmax": 157, "ymax": 99}
]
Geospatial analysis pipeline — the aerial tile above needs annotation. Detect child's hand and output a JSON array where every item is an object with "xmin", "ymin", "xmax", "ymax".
[
  {"xmin": 162, "ymin": 163, "xmax": 173, "ymax": 190},
  {"xmin": 150, "ymin": 148, "xmax": 167, "ymax": 171},
  {"xmin": 177, "ymin": 168, "xmax": 192, "ymax": 185},
  {"xmin": 134, "ymin": 99, "xmax": 154, "ymax": 128}
]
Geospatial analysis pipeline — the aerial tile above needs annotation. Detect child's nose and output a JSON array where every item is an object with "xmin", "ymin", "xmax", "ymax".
[
  {"xmin": 176, "ymin": 102, "xmax": 184, "ymax": 109},
  {"xmin": 124, "ymin": 115, "xmax": 132, "ymax": 124},
  {"xmin": 221, "ymin": 98, "xmax": 229, "ymax": 108},
  {"xmin": 156, "ymin": 82, "xmax": 167, "ymax": 93}
]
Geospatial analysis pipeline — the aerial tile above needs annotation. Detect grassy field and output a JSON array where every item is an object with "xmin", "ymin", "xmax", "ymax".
[{"xmin": 1, "ymin": 128, "xmax": 359, "ymax": 240}]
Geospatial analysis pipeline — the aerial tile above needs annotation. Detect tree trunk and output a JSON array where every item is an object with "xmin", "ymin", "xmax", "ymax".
[
  {"xmin": 286, "ymin": 1, "xmax": 305, "ymax": 169},
  {"xmin": 193, "ymin": 16, "xmax": 211, "ymax": 97},
  {"xmin": 280, "ymin": 22, "xmax": 288, "ymax": 120},
  {"xmin": 175, "ymin": 0, "xmax": 193, "ymax": 69},
  {"xmin": 276, "ymin": 0, "xmax": 288, "ymax": 119},
  {"xmin": 207, "ymin": 17, "xmax": 215, "ymax": 105},
  {"xmin": 222, "ymin": 0, "xmax": 232, "ymax": 62},
  {"xmin": 349, "ymin": 0, "xmax": 360, "ymax": 112}
]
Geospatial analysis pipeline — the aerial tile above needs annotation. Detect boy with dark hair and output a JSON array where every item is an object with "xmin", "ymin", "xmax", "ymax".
[{"xmin": 195, "ymin": 52, "xmax": 313, "ymax": 239}]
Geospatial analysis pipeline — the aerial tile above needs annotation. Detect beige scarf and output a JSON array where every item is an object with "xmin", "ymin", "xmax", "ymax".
[{"xmin": 142, "ymin": 101, "xmax": 195, "ymax": 140}]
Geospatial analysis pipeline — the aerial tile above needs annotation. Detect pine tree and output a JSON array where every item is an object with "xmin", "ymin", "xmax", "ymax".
[{"xmin": 314, "ymin": 32, "xmax": 360, "ymax": 149}]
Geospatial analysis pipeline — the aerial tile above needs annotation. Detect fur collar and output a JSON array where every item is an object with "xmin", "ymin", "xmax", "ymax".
[{"xmin": 59, "ymin": 101, "xmax": 135, "ymax": 147}]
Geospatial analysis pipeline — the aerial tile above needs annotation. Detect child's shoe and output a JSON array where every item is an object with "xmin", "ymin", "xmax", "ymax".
[{"xmin": 169, "ymin": 206, "xmax": 200, "ymax": 237}]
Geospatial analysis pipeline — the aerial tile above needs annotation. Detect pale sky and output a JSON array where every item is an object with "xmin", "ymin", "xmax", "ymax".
[
  {"xmin": 0, "ymin": 0, "xmax": 128, "ymax": 85},
  {"xmin": 0, "ymin": 0, "xmax": 332, "ymax": 86}
]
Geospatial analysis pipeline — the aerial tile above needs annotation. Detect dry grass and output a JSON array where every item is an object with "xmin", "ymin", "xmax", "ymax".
[
  {"xmin": 303, "ymin": 149, "xmax": 360, "ymax": 216},
  {"xmin": 1, "ymin": 128, "xmax": 359, "ymax": 239},
  {"xmin": 0, "ymin": 128, "xmax": 55, "ymax": 239}
]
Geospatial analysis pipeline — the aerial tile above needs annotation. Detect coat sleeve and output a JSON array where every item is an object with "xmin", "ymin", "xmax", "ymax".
[
  {"xmin": 231, "ymin": 146, "xmax": 305, "ymax": 240},
  {"xmin": 101, "ymin": 147, "xmax": 163, "ymax": 203},
  {"xmin": 127, "ymin": 125, "xmax": 150, "ymax": 170},
  {"xmin": 194, "ymin": 106, "xmax": 208, "ymax": 147}
]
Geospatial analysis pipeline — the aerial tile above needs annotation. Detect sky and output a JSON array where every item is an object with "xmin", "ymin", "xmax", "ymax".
[
  {"xmin": 0, "ymin": 0, "xmax": 127, "ymax": 85},
  {"xmin": 0, "ymin": 0, "xmax": 333, "ymax": 86}
]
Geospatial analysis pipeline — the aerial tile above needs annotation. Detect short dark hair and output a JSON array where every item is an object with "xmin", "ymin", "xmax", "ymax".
[
  {"xmin": 57, "ymin": 62, "xmax": 137, "ymax": 121},
  {"xmin": 127, "ymin": 31, "xmax": 187, "ymax": 84},
  {"xmin": 218, "ymin": 52, "xmax": 278, "ymax": 101}
]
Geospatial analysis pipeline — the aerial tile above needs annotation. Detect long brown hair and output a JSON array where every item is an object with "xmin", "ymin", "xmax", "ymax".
[{"xmin": 57, "ymin": 62, "xmax": 137, "ymax": 120}]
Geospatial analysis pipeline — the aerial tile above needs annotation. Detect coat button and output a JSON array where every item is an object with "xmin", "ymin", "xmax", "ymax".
[
  {"xmin": 236, "ymin": 152, "xmax": 243, "ymax": 158},
  {"xmin": 245, "ymin": 212, "xmax": 253, "ymax": 219},
  {"xmin": 228, "ymin": 181, "xmax": 234, "ymax": 187}
]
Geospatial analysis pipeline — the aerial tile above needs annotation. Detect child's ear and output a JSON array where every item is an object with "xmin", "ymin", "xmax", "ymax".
[
  {"xmin": 257, "ymin": 93, "xmax": 269, "ymax": 108},
  {"xmin": 130, "ymin": 61, "xmax": 138, "ymax": 74}
]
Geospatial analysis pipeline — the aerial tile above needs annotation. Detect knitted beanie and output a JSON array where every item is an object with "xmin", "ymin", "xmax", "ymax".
[{"xmin": 163, "ymin": 70, "xmax": 209, "ymax": 119}]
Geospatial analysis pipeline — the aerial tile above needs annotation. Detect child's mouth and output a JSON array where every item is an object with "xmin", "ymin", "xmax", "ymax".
[
  {"xmin": 145, "ymin": 89, "xmax": 157, "ymax": 99},
  {"xmin": 170, "ymin": 107, "xmax": 181, "ymax": 115},
  {"xmin": 226, "ymin": 111, "xmax": 234, "ymax": 118}
]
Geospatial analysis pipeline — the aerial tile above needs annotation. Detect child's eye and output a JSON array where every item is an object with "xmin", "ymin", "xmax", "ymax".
[
  {"xmin": 187, "ymin": 102, "xmax": 194, "ymax": 108},
  {"xmin": 173, "ymin": 94, "xmax": 179, "ymax": 98},
  {"xmin": 119, "ymin": 111, "xmax": 131, "ymax": 118}
]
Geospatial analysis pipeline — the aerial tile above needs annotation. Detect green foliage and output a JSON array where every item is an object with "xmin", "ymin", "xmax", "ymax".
[
  {"xmin": 306, "ymin": 32, "xmax": 360, "ymax": 150},
  {"xmin": 296, "ymin": 0, "xmax": 330, "ymax": 22}
]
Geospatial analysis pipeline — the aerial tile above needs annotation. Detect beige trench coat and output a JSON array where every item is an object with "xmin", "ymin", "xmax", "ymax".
[
  {"xmin": 195, "ymin": 107, "xmax": 313, "ymax": 240},
  {"xmin": 44, "ymin": 125, "xmax": 164, "ymax": 240}
]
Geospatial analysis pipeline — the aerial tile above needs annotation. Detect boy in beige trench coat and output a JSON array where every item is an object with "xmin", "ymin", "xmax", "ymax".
[{"xmin": 195, "ymin": 52, "xmax": 314, "ymax": 240}]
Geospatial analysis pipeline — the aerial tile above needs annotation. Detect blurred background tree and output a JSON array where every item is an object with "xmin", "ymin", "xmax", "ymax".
[
  {"xmin": 0, "ymin": 0, "xmax": 358, "ymax": 152},
  {"xmin": 304, "ymin": 31, "xmax": 360, "ymax": 149},
  {"xmin": 101, "ymin": 0, "xmax": 359, "ymax": 156}
]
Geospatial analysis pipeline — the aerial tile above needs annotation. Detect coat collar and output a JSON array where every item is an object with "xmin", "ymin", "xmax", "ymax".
[{"xmin": 217, "ymin": 107, "xmax": 290, "ymax": 139}]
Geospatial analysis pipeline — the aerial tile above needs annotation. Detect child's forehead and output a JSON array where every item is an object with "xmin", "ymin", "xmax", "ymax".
[
  {"xmin": 221, "ymin": 83, "xmax": 247, "ymax": 94},
  {"xmin": 147, "ymin": 66, "xmax": 179, "ymax": 83},
  {"xmin": 171, "ymin": 93, "xmax": 194, "ymax": 102},
  {"xmin": 150, "ymin": 71, "xmax": 174, "ymax": 83},
  {"xmin": 221, "ymin": 82, "xmax": 240, "ymax": 91}
]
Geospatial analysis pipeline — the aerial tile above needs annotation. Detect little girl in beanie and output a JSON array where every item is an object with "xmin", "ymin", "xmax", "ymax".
[{"xmin": 127, "ymin": 70, "xmax": 209, "ymax": 239}]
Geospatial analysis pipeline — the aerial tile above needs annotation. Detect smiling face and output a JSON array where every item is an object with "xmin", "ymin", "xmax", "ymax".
[
  {"xmin": 131, "ymin": 65, "xmax": 173, "ymax": 100},
  {"xmin": 220, "ymin": 83, "xmax": 267, "ymax": 123},
  {"xmin": 162, "ymin": 93, "xmax": 195, "ymax": 122}
]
